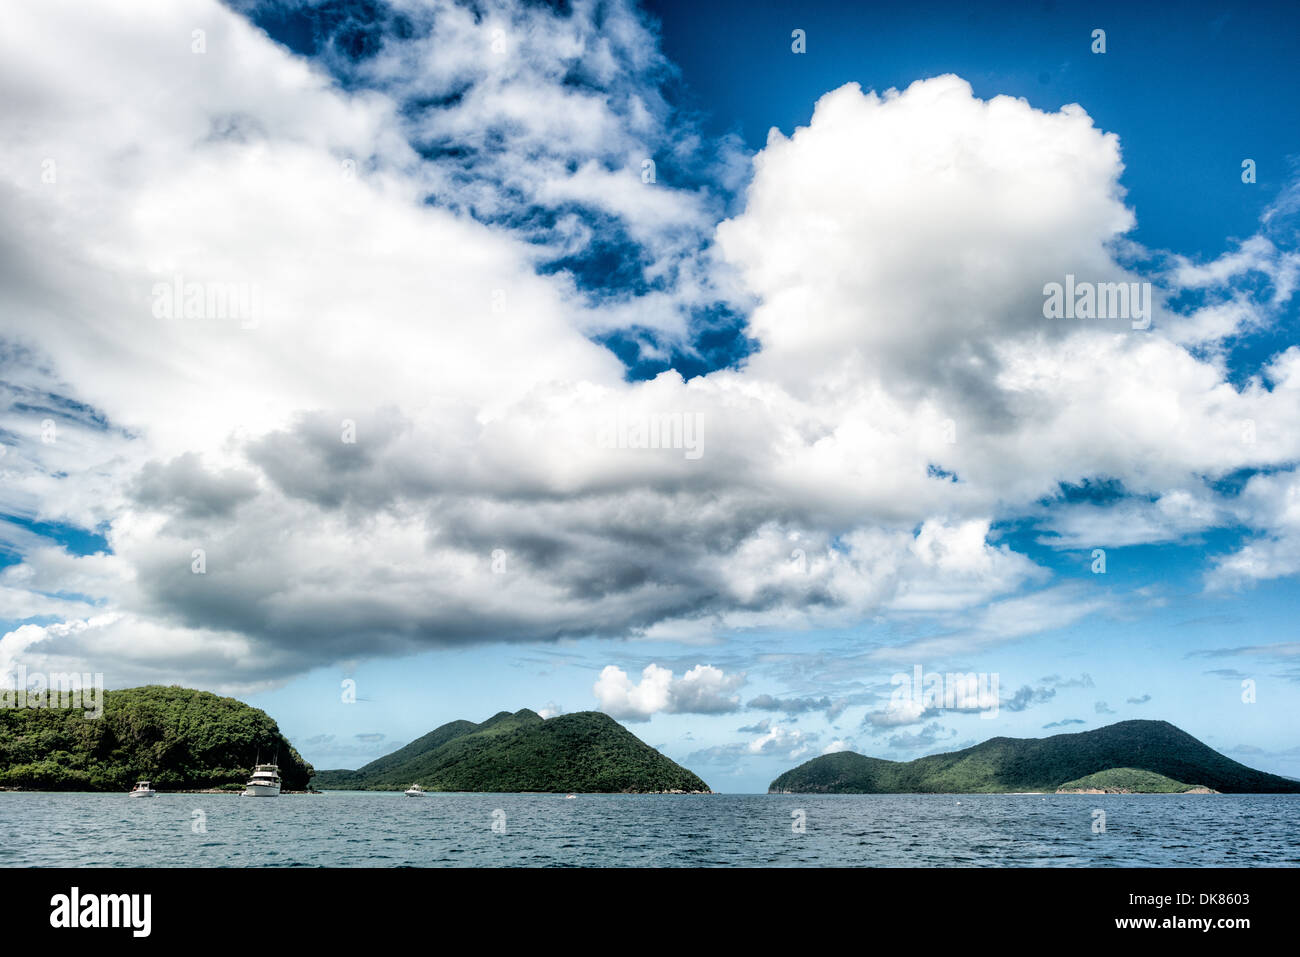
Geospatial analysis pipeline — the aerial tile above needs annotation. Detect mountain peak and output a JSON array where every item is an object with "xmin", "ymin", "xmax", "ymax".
[
  {"xmin": 769, "ymin": 719, "xmax": 1299, "ymax": 794},
  {"xmin": 313, "ymin": 707, "xmax": 709, "ymax": 793}
]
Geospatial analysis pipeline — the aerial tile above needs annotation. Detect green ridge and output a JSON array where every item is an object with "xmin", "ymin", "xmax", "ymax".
[
  {"xmin": 1055, "ymin": 767, "xmax": 1206, "ymax": 793},
  {"xmin": 769, "ymin": 720, "xmax": 1300, "ymax": 794},
  {"xmin": 0, "ymin": 685, "xmax": 313, "ymax": 790},
  {"xmin": 312, "ymin": 709, "xmax": 711, "ymax": 793}
]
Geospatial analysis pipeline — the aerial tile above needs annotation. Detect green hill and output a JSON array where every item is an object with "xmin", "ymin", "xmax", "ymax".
[
  {"xmin": 0, "ymin": 685, "xmax": 313, "ymax": 791},
  {"xmin": 1055, "ymin": 767, "xmax": 1210, "ymax": 793},
  {"xmin": 312, "ymin": 709, "xmax": 711, "ymax": 793},
  {"xmin": 769, "ymin": 720, "xmax": 1300, "ymax": 794}
]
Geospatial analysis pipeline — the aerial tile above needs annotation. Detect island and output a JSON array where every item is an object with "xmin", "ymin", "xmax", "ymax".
[
  {"xmin": 768, "ymin": 720, "xmax": 1300, "ymax": 794},
  {"xmin": 1053, "ymin": 768, "xmax": 1216, "ymax": 794},
  {"xmin": 312, "ymin": 708, "xmax": 712, "ymax": 793},
  {"xmin": 0, "ymin": 685, "xmax": 313, "ymax": 791}
]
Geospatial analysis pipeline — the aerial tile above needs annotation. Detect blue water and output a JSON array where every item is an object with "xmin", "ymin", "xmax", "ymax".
[{"xmin": 2, "ymin": 792, "xmax": 1296, "ymax": 867}]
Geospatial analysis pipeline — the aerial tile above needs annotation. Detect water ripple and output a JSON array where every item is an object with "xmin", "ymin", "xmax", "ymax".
[{"xmin": 0, "ymin": 792, "xmax": 1296, "ymax": 867}]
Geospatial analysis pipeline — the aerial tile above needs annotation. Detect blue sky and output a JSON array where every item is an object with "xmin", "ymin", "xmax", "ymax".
[
  {"xmin": 647, "ymin": 0, "xmax": 1298, "ymax": 253},
  {"xmin": 1, "ymin": 0, "xmax": 1298, "ymax": 792}
]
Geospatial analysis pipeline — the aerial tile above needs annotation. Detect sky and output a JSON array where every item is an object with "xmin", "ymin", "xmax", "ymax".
[{"xmin": 1, "ymin": 0, "xmax": 1298, "ymax": 792}]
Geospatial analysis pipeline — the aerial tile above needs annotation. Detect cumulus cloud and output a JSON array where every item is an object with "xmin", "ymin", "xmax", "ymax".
[
  {"xmin": 2, "ymin": 1, "xmax": 1299, "ymax": 690},
  {"xmin": 746, "ymin": 723, "xmax": 815, "ymax": 759},
  {"xmin": 862, "ymin": 696, "xmax": 932, "ymax": 730},
  {"xmin": 131, "ymin": 453, "xmax": 260, "ymax": 520},
  {"xmin": 1207, "ymin": 467, "xmax": 1300, "ymax": 589},
  {"xmin": 688, "ymin": 719, "xmax": 816, "ymax": 765},
  {"xmin": 860, "ymin": 666, "xmax": 1085, "ymax": 731},
  {"xmin": 592, "ymin": 663, "xmax": 743, "ymax": 720}
]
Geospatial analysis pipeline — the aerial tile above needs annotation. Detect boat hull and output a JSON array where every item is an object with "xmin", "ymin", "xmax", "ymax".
[
  {"xmin": 242, "ymin": 784, "xmax": 281, "ymax": 797},
  {"xmin": 129, "ymin": 791, "xmax": 156, "ymax": 798}
]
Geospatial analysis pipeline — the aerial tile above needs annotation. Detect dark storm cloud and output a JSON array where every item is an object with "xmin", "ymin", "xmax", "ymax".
[{"xmin": 132, "ymin": 452, "xmax": 259, "ymax": 519}]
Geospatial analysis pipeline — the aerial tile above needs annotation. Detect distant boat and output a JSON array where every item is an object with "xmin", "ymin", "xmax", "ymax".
[
  {"xmin": 242, "ymin": 764, "xmax": 282, "ymax": 797},
  {"xmin": 129, "ymin": 780, "xmax": 157, "ymax": 798},
  {"xmin": 564, "ymin": 794, "xmax": 576, "ymax": 799},
  {"xmin": 404, "ymin": 784, "xmax": 425, "ymax": 797}
]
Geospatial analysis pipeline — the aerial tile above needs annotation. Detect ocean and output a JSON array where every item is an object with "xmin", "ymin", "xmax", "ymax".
[{"xmin": 3, "ymin": 791, "xmax": 1297, "ymax": 867}]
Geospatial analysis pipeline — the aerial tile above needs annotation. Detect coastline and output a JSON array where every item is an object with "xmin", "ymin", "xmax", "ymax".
[
  {"xmin": 0, "ymin": 786, "xmax": 706, "ymax": 795},
  {"xmin": 767, "ymin": 789, "xmax": 1223, "ymax": 796},
  {"xmin": 314, "ymin": 788, "xmax": 716, "ymax": 795},
  {"xmin": 0, "ymin": 786, "xmax": 323, "ymax": 795}
]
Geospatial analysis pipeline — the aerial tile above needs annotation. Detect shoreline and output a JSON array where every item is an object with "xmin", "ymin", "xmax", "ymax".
[
  {"xmin": 313, "ymin": 788, "xmax": 716, "ymax": 795},
  {"xmin": 0, "ymin": 787, "xmax": 322, "ymax": 795},
  {"xmin": 767, "ymin": 789, "xmax": 1226, "ymax": 796},
  {"xmin": 0, "ymin": 790, "xmax": 1258, "ymax": 795},
  {"xmin": 0, "ymin": 786, "xmax": 709, "ymax": 795}
]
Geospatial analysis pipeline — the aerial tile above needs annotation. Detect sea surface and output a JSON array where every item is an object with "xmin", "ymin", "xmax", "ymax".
[{"xmin": 2, "ymin": 791, "xmax": 1297, "ymax": 867}]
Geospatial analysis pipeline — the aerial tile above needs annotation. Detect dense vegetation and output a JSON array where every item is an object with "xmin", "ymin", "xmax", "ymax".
[
  {"xmin": 1055, "ymin": 767, "xmax": 1206, "ymax": 793},
  {"xmin": 769, "ymin": 720, "xmax": 1300, "ymax": 794},
  {"xmin": 0, "ymin": 685, "xmax": 313, "ymax": 791},
  {"xmin": 313, "ymin": 709, "xmax": 711, "ymax": 793}
]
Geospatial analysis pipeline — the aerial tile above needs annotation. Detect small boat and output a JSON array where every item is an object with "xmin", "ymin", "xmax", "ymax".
[
  {"xmin": 564, "ymin": 794, "xmax": 576, "ymax": 800},
  {"xmin": 242, "ymin": 763, "xmax": 282, "ymax": 797},
  {"xmin": 129, "ymin": 780, "xmax": 157, "ymax": 798},
  {"xmin": 404, "ymin": 784, "xmax": 425, "ymax": 797}
]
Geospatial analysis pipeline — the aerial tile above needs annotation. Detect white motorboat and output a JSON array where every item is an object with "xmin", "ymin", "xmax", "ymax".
[
  {"xmin": 242, "ymin": 763, "xmax": 282, "ymax": 797},
  {"xmin": 129, "ymin": 780, "xmax": 157, "ymax": 797},
  {"xmin": 404, "ymin": 784, "xmax": 425, "ymax": 797}
]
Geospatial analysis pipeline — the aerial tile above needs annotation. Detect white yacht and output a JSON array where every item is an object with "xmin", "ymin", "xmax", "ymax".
[
  {"xmin": 242, "ymin": 763, "xmax": 282, "ymax": 797},
  {"xmin": 129, "ymin": 780, "xmax": 157, "ymax": 798},
  {"xmin": 404, "ymin": 784, "xmax": 425, "ymax": 797}
]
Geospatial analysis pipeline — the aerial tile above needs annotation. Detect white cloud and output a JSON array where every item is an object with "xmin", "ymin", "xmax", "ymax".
[
  {"xmin": 717, "ymin": 76, "xmax": 1134, "ymax": 395},
  {"xmin": 1036, "ymin": 489, "xmax": 1223, "ymax": 549},
  {"xmin": 593, "ymin": 663, "xmax": 743, "ymax": 720},
  {"xmin": 593, "ymin": 664, "xmax": 672, "ymax": 720},
  {"xmin": 1207, "ymin": 469, "xmax": 1300, "ymax": 589},
  {"xmin": 1, "ymin": 5, "xmax": 1298, "ymax": 689},
  {"xmin": 863, "ymin": 697, "xmax": 932, "ymax": 728},
  {"xmin": 746, "ymin": 723, "xmax": 814, "ymax": 760}
]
